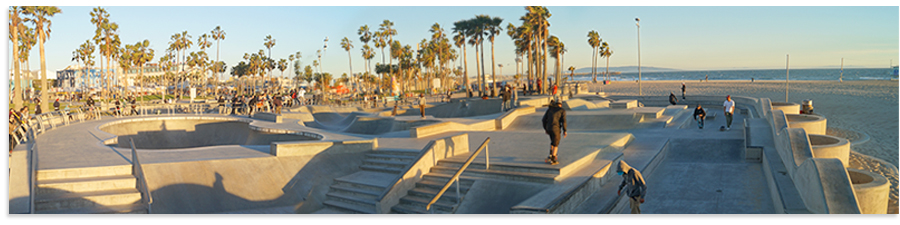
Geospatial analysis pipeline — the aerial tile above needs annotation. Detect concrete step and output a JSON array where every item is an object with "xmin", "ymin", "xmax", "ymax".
[
  {"xmin": 328, "ymin": 185, "xmax": 381, "ymax": 200},
  {"xmin": 35, "ymin": 188, "xmax": 142, "ymax": 212},
  {"xmin": 37, "ymin": 175, "xmax": 136, "ymax": 194},
  {"xmin": 421, "ymin": 173, "xmax": 478, "ymax": 187},
  {"xmin": 325, "ymin": 192, "xmax": 378, "ymax": 209},
  {"xmin": 391, "ymin": 202, "xmax": 452, "ymax": 214},
  {"xmin": 322, "ymin": 200, "xmax": 376, "ymax": 214},
  {"xmin": 364, "ymin": 153, "xmax": 417, "ymax": 163},
  {"xmin": 331, "ymin": 171, "xmax": 394, "ymax": 193},
  {"xmin": 35, "ymin": 203, "xmax": 148, "ymax": 214},
  {"xmin": 436, "ymin": 160, "xmax": 561, "ymax": 175},
  {"xmin": 362, "ymin": 158, "xmax": 411, "ymax": 169},
  {"xmin": 397, "ymin": 194, "xmax": 457, "ymax": 212},
  {"xmin": 430, "ymin": 165, "xmax": 558, "ymax": 184},
  {"xmin": 415, "ymin": 179, "xmax": 473, "ymax": 193},
  {"xmin": 406, "ymin": 187, "xmax": 463, "ymax": 203},
  {"xmin": 359, "ymin": 164, "xmax": 403, "ymax": 174},
  {"xmin": 38, "ymin": 165, "xmax": 132, "ymax": 180},
  {"xmin": 372, "ymin": 149, "xmax": 421, "ymax": 156}
]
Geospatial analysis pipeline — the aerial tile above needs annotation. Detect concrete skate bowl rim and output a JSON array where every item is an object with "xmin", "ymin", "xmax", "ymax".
[
  {"xmin": 97, "ymin": 116, "xmax": 325, "ymax": 151},
  {"xmin": 312, "ymin": 113, "xmax": 442, "ymax": 135}
]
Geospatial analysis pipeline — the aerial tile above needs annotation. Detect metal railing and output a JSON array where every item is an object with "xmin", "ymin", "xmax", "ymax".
[
  {"xmin": 425, "ymin": 137, "xmax": 490, "ymax": 213},
  {"xmin": 129, "ymin": 138, "xmax": 153, "ymax": 214}
]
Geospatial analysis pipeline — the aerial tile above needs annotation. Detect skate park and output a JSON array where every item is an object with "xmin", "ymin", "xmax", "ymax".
[{"xmin": 8, "ymin": 91, "xmax": 890, "ymax": 214}]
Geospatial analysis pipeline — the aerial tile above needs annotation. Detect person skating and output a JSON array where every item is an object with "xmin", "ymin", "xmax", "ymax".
[
  {"xmin": 693, "ymin": 104, "xmax": 706, "ymax": 129},
  {"xmin": 723, "ymin": 95, "xmax": 735, "ymax": 130},
  {"xmin": 616, "ymin": 160, "xmax": 647, "ymax": 214},
  {"xmin": 541, "ymin": 100, "xmax": 567, "ymax": 165}
]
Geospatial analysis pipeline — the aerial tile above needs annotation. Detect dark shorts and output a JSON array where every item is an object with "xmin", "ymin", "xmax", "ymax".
[{"xmin": 547, "ymin": 129, "xmax": 561, "ymax": 147}]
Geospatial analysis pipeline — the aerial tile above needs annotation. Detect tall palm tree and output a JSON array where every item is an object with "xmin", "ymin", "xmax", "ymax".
[
  {"xmin": 127, "ymin": 40, "xmax": 154, "ymax": 102},
  {"xmin": 379, "ymin": 20, "xmax": 397, "ymax": 91},
  {"xmin": 389, "ymin": 40, "xmax": 403, "ymax": 93},
  {"xmin": 361, "ymin": 45, "xmax": 375, "ymax": 91},
  {"xmin": 341, "ymin": 37, "xmax": 354, "ymax": 91},
  {"xmin": 548, "ymin": 35, "xmax": 564, "ymax": 92},
  {"xmin": 358, "ymin": 25, "xmax": 372, "ymax": 75},
  {"xmin": 568, "ymin": 66, "xmax": 575, "ymax": 81},
  {"xmin": 452, "ymin": 20, "xmax": 471, "ymax": 97},
  {"xmin": 9, "ymin": 6, "xmax": 25, "ymax": 107},
  {"xmin": 263, "ymin": 35, "xmax": 276, "ymax": 87},
  {"xmin": 522, "ymin": 6, "xmax": 551, "ymax": 94},
  {"xmin": 197, "ymin": 33, "xmax": 212, "ymax": 93},
  {"xmin": 22, "ymin": 6, "xmax": 61, "ymax": 113},
  {"xmin": 72, "ymin": 40, "xmax": 95, "ymax": 91},
  {"xmin": 177, "ymin": 30, "xmax": 192, "ymax": 77},
  {"xmin": 210, "ymin": 25, "xmax": 225, "ymax": 91},
  {"xmin": 600, "ymin": 41, "xmax": 613, "ymax": 82},
  {"xmin": 89, "ymin": 7, "xmax": 108, "ymax": 96},
  {"xmin": 485, "ymin": 16, "xmax": 503, "ymax": 96},
  {"xmin": 587, "ymin": 30, "xmax": 601, "ymax": 83}
]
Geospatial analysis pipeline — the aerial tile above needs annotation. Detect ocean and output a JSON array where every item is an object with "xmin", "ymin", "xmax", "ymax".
[{"xmin": 571, "ymin": 68, "xmax": 898, "ymax": 82}]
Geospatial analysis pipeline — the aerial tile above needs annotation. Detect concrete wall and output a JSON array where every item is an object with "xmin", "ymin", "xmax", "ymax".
[
  {"xmin": 410, "ymin": 120, "xmax": 496, "ymax": 138},
  {"xmin": 772, "ymin": 102, "xmax": 801, "ymax": 115},
  {"xmin": 252, "ymin": 112, "xmax": 282, "ymax": 123},
  {"xmin": 846, "ymin": 168, "xmax": 891, "ymax": 214},
  {"xmin": 808, "ymin": 134, "xmax": 850, "ymax": 167},
  {"xmin": 495, "ymin": 106, "xmax": 536, "ymax": 130},
  {"xmin": 375, "ymin": 133, "xmax": 470, "ymax": 213},
  {"xmin": 270, "ymin": 139, "xmax": 377, "ymax": 157},
  {"xmin": 786, "ymin": 114, "xmax": 827, "ymax": 135}
]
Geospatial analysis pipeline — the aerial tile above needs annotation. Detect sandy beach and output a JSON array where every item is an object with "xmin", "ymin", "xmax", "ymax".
[{"xmin": 593, "ymin": 80, "xmax": 898, "ymax": 213}]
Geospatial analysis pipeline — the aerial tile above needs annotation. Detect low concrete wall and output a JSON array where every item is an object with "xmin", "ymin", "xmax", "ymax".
[
  {"xmin": 847, "ymin": 168, "xmax": 890, "ymax": 214},
  {"xmin": 786, "ymin": 114, "xmax": 827, "ymax": 135},
  {"xmin": 410, "ymin": 120, "xmax": 496, "ymax": 138},
  {"xmin": 281, "ymin": 112, "xmax": 315, "ymax": 122},
  {"xmin": 375, "ymin": 133, "xmax": 470, "ymax": 213},
  {"xmin": 495, "ymin": 106, "xmax": 536, "ymax": 130},
  {"xmin": 772, "ymin": 102, "xmax": 801, "ymax": 115},
  {"xmin": 252, "ymin": 112, "xmax": 283, "ymax": 123},
  {"xmin": 792, "ymin": 158, "xmax": 861, "ymax": 214},
  {"xmin": 808, "ymin": 134, "xmax": 850, "ymax": 167},
  {"xmin": 270, "ymin": 139, "xmax": 377, "ymax": 157}
]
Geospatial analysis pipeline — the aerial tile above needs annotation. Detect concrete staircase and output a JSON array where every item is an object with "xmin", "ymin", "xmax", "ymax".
[
  {"xmin": 34, "ymin": 165, "xmax": 148, "ymax": 214},
  {"xmin": 319, "ymin": 149, "xmax": 419, "ymax": 214},
  {"xmin": 391, "ymin": 157, "xmax": 562, "ymax": 214}
]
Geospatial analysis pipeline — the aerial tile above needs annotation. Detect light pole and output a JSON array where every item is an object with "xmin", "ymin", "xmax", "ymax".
[{"xmin": 635, "ymin": 17, "xmax": 642, "ymax": 96}]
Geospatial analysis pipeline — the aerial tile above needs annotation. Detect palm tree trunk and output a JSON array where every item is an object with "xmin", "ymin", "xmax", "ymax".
[
  {"xmin": 12, "ymin": 27, "xmax": 22, "ymax": 108},
  {"xmin": 592, "ymin": 46, "xmax": 596, "ymax": 83},
  {"xmin": 480, "ymin": 42, "xmax": 487, "ymax": 96},
  {"xmin": 606, "ymin": 56, "xmax": 611, "ymax": 82},
  {"xmin": 490, "ymin": 40, "xmax": 496, "ymax": 97},
  {"xmin": 39, "ymin": 30, "xmax": 49, "ymax": 113},
  {"xmin": 463, "ymin": 45, "xmax": 470, "ymax": 98}
]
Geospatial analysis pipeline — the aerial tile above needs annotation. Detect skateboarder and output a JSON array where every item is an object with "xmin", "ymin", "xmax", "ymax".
[
  {"xmin": 681, "ymin": 82, "xmax": 686, "ymax": 99},
  {"xmin": 616, "ymin": 160, "xmax": 647, "ymax": 214},
  {"xmin": 542, "ymin": 100, "xmax": 567, "ymax": 165},
  {"xmin": 669, "ymin": 92, "xmax": 678, "ymax": 105},
  {"xmin": 693, "ymin": 104, "xmax": 706, "ymax": 129}
]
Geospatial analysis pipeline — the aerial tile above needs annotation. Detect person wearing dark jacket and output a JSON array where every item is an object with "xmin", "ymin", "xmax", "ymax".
[
  {"xmin": 617, "ymin": 161, "xmax": 647, "ymax": 214},
  {"xmin": 500, "ymin": 86, "xmax": 511, "ymax": 111},
  {"xmin": 273, "ymin": 95, "xmax": 283, "ymax": 114},
  {"xmin": 541, "ymin": 100, "xmax": 567, "ymax": 165},
  {"xmin": 693, "ymin": 104, "xmax": 706, "ymax": 129},
  {"xmin": 669, "ymin": 92, "xmax": 678, "ymax": 105}
]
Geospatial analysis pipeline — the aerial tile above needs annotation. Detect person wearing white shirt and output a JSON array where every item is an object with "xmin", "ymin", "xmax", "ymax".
[{"xmin": 723, "ymin": 95, "xmax": 735, "ymax": 130}]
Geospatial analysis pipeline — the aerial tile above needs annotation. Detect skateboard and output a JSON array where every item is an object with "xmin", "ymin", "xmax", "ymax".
[{"xmin": 545, "ymin": 156, "xmax": 559, "ymax": 165}]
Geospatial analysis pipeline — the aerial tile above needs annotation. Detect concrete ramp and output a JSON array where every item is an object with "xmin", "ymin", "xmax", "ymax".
[
  {"xmin": 400, "ymin": 99, "xmax": 503, "ymax": 118},
  {"xmin": 506, "ymin": 111, "xmax": 643, "ymax": 131},
  {"xmin": 101, "ymin": 119, "xmax": 318, "ymax": 149},
  {"xmin": 341, "ymin": 116, "xmax": 440, "ymax": 135}
]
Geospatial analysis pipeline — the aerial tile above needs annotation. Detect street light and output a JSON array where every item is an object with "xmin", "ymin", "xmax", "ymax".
[{"xmin": 635, "ymin": 17, "xmax": 642, "ymax": 96}]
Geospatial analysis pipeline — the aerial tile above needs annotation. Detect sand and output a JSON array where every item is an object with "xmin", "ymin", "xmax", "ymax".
[{"xmin": 594, "ymin": 80, "xmax": 898, "ymax": 213}]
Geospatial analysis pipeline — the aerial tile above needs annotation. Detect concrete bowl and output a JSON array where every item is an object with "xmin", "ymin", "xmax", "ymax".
[
  {"xmin": 786, "ymin": 114, "xmax": 827, "ymax": 135},
  {"xmin": 807, "ymin": 134, "xmax": 850, "ymax": 167},
  {"xmin": 846, "ymin": 168, "xmax": 890, "ymax": 214}
]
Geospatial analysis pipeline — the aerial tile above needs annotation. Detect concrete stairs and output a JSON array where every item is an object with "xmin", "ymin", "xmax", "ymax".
[
  {"xmin": 391, "ymin": 157, "xmax": 564, "ymax": 214},
  {"xmin": 34, "ymin": 165, "xmax": 148, "ymax": 214},
  {"xmin": 319, "ymin": 149, "xmax": 419, "ymax": 214}
]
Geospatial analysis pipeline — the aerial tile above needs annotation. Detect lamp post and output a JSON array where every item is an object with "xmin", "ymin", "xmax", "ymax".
[{"xmin": 635, "ymin": 17, "xmax": 642, "ymax": 96}]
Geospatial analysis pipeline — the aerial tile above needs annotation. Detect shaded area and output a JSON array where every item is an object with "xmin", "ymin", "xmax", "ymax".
[{"xmin": 103, "ymin": 120, "xmax": 317, "ymax": 149}]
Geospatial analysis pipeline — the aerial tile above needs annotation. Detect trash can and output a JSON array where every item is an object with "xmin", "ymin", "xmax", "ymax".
[{"xmin": 801, "ymin": 99, "xmax": 814, "ymax": 114}]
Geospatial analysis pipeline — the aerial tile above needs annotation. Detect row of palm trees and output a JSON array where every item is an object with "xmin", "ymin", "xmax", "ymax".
[{"xmin": 9, "ymin": 6, "xmax": 60, "ymax": 112}]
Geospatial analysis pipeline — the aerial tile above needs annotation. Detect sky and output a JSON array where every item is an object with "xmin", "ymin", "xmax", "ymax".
[{"xmin": 5, "ymin": 2, "xmax": 900, "ymax": 82}]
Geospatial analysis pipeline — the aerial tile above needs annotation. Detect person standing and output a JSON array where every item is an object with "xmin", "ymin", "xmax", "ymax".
[
  {"xmin": 418, "ymin": 93, "xmax": 426, "ymax": 119},
  {"xmin": 693, "ymin": 104, "xmax": 706, "ymax": 129},
  {"xmin": 723, "ymin": 95, "xmax": 735, "ymax": 130},
  {"xmin": 681, "ymin": 82, "xmax": 686, "ymax": 99},
  {"xmin": 130, "ymin": 97, "xmax": 138, "ymax": 115},
  {"xmin": 500, "ymin": 86, "xmax": 510, "ymax": 111},
  {"xmin": 616, "ymin": 160, "xmax": 647, "ymax": 214},
  {"xmin": 669, "ymin": 92, "xmax": 678, "ymax": 105},
  {"xmin": 53, "ymin": 99, "xmax": 60, "ymax": 111},
  {"xmin": 541, "ymin": 100, "xmax": 567, "ymax": 165},
  {"xmin": 273, "ymin": 95, "xmax": 283, "ymax": 115},
  {"xmin": 217, "ymin": 96, "xmax": 226, "ymax": 114}
]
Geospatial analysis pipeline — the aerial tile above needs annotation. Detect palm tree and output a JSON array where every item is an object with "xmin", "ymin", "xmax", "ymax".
[
  {"xmin": 568, "ymin": 66, "xmax": 575, "ymax": 81},
  {"xmin": 72, "ymin": 40, "xmax": 95, "ymax": 92},
  {"xmin": 548, "ymin": 35, "xmax": 564, "ymax": 92},
  {"xmin": 89, "ymin": 7, "xmax": 108, "ymax": 96},
  {"xmin": 177, "ymin": 30, "xmax": 192, "ymax": 79},
  {"xmin": 210, "ymin": 25, "xmax": 225, "ymax": 92},
  {"xmin": 9, "ymin": 6, "xmax": 25, "ymax": 107},
  {"xmin": 341, "ymin": 37, "xmax": 354, "ymax": 91},
  {"xmin": 389, "ymin": 40, "xmax": 403, "ymax": 93},
  {"xmin": 22, "ymin": 6, "xmax": 61, "ymax": 113},
  {"xmin": 521, "ymin": 6, "xmax": 551, "ymax": 94},
  {"xmin": 361, "ymin": 45, "xmax": 375, "ymax": 89},
  {"xmin": 277, "ymin": 58, "xmax": 288, "ymax": 78},
  {"xmin": 263, "ymin": 34, "xmax": 276, "ymax": 88},
  {"xmin": 379, "ymin": 20, "xmax": 397, "ymax": 89},
  {"xmin": 358, "ymin": 25, "xmax": 372, "ymax": 76},
  {"xmin": 485, "ymin": 16, "xmax": 503, "ymax": 96},
  {"xmin": 600, "ymin": 41, "xmax": 613, "ymax": 82},
  {"xmin": 197, "ymin": 33, "xmax": 212, "ymax": 94},
  {"xmin": 124, "ymin": 40, "xmax": 153, "ymax": 102},
  {"xmin": 452, "ymin": 20, "xmax": 471, "ymax": 97},
  {"xmin": 587, "ymin": 30, "xmax": 601, "ymax": 83}
]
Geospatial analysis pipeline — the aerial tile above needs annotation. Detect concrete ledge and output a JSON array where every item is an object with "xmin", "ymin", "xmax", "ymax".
[
  {"xmin": 495, "ymin": 106, "xmax": 536, "ymax": 130},
  {"xmin": 252, "ymin": 112, "xmax": 283, "ymax": 123},
  {"xmin": 847, "ymin": 168, "xmax": 890, "ymax": 214},
  {"xmin": 410, "ymin": 120, "xmax": 496, "ymax": 138},
  {"xmin": 281, "ymin": 112, "xmax": 315, "ymax": 122},
  {"xmin": 376, "ymin": 133, "xmax": 470, "ymax": 213},
  {"xmin": 772, "ymin": 102, "xmax": 801, "ymax": 115},
  {"xmin": 610, "ymin": 100, "xmax": 638, "ymax": 109},
  {"xmin": 793, "ymin": 158, "xmax": 861, "ymax": 214},
  {"xmin": 510, "ymin": 152, "xmax": 624, "ymax": 214},
  {"xmin": 633, "ymin": 107, "xmax": 665, "ymax": 119},
  {"xmin": 270, "ymin": 139, "xmax": 377, "ymax": 157},
  {"xmin": 786, "ymin": 114, "xmax": 827, "ymax": 135}
]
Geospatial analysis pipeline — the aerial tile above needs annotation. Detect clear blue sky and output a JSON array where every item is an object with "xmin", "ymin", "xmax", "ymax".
[{"xmin": 6, "ymin": 3, "xmax": 899, "ymax": 81}]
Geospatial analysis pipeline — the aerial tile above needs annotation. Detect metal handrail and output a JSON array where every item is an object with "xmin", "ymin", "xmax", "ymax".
[
  {"xmin": 425, "ymin": 137, "xmax": 490, "ymax": 213},
  {"xmin": 129, "ymin": 138, "xmax": 153, "ymax": 213}
]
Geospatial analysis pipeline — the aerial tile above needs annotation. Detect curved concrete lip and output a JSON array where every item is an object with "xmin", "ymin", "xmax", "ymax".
[
  {"xmin": 96, "ymin": 116, "xmax": 325, "ymax": 151},
  {"xmin": 847, "ymin": 168, "xmax": 888, "ymax": 189},
  {"xmin": 808, "ymin": 134, "xmax": 847, "ymax": 147},
  {"xmin": 771, "ymin": 102, "xmax": 799, "ymax": 106},
  {"xmin": 785, "ymin": 113, "xmax": 825, "ymax": 122}
]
